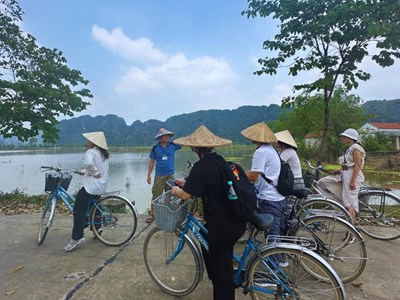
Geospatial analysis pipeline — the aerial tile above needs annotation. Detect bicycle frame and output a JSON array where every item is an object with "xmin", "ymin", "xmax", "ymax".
[
  {"xmin": 47, "ymin": 184, "xmax": 106, "ymax": 227},
  {"xmin": 165, "ymin": 210, "xmax": 295, "ymax": 296}
]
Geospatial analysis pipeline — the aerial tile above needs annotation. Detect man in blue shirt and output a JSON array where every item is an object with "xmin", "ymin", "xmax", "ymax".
[{"xmin": 146, "ymin": 128, "xmax": 181, "ymax": 223}]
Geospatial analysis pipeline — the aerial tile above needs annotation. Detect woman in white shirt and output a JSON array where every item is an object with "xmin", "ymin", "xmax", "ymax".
[
  {"xmin": 317, "ymin": 129, "xmax": 366, "ymax": 223},
  {"xmin": 275, "ymin": 130, "xmax": 305, "ymax": 190},
  {"xmin": 64, "ymin": 132, "xmax": 110, "ymax": 252}
]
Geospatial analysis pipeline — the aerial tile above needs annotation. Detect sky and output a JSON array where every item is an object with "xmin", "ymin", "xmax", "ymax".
[{"xmin": 18, "ymin": 0, "xmax": 400, "ymax": 124}]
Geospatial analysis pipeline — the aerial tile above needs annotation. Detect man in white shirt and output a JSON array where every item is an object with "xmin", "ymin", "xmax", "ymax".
[{"xmin": 242, "ymin": 122, "xmax": 287, "ymax": 266}]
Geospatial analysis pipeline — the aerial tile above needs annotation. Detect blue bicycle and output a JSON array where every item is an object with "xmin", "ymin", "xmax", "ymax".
[
  {"xmin": 37, "ymin": 166, "xmax": 138, "ymax": 246},
  {"xmin": 143, "ymin": 191, "xmax": 345, "ymax": 299}
]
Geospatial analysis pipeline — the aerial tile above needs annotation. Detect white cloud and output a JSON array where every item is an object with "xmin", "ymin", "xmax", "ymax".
[
  {"xmin": 91, "ymin": 25, "xmax": 167, "ymax": 64},
  {"xmin": 91, "ymin": 25, "xmax": 242, "ymax": 121}
]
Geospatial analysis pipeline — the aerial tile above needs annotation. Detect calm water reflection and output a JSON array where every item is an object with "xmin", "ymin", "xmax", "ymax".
[{"xmin": 0, "ymin": 149, "xmax": 398, "ymax": 213}]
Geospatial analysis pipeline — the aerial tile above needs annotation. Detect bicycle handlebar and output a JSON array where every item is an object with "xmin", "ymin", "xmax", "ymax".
[
  {"xmin": 41, "ymin": 166, "xmax": 83, "ymax": 175},
  {"xmin": 303, "ymin": 160, "xmax": 330, "ymax": 174}
]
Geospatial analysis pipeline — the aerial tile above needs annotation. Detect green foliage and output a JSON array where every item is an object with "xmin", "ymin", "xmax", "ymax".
[
  {"xmin": 272, "ymin": 88, "xmax": 367, "ymax": 161},
  {"xmin": 361, "ymin": 132, "xmax": 396, "ymax": 152},
  {"xmin": 0, "ymin": 189, "xmax": 47, "ymax": 204},
  {"xmin": 0, "ymin": 0, "xmax": 92, "ymax": 143},
  {"xmin": 243, "ymin": 0, "xmax": 400, "ymax": 160}
]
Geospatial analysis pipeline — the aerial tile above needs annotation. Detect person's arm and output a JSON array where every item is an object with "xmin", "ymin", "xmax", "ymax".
[
  {"xmin": 147, "ymin": 159, "xmax": 155, "ymax": 185},
  {"xmin": 246, "ymin": 171, "xmax": 260, "ymax": 183},
  {"xmin": 349, "ymin": 149, "xmax": 362, "ymax": 190},
  {"xmin": 84, "ymin": 151, "xmax": 101, "ymax": 178},
  {"xmin": 171, "ymin": 186, "xmax": 192, "ymax": 200}
]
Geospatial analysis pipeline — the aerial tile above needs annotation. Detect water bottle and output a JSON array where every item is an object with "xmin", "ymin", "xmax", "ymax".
[{"xmin": 228, "ymin": 181, "xmax": 238, "ymax": 200}]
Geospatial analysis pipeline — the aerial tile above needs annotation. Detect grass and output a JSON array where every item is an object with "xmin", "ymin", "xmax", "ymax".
[{"xmin": 0, "ymin": 190, "xmax": 48, "ymax": 205}]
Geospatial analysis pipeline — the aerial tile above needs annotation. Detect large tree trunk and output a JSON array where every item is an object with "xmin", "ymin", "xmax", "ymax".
[{"xmin": 318, "ymin": 89, "xmax": 330, "ymax": 164}]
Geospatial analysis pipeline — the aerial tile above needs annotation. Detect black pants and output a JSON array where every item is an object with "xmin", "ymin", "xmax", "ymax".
[
  {"xmin": 202, "ymin": 210, "xmax": 246, "ymax": 300},
  {"xmin": 72, "ymin": 187, "xmax": 97, "ymax": 240}
]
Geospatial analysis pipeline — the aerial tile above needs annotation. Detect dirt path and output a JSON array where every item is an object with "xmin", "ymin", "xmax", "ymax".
[{"xmin": 0, "ymin": 213, "xmax": 399, "ymax": 299}]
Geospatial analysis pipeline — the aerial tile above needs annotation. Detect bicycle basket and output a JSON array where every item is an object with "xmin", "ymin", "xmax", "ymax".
[
  {"xmin": 45, "ymin": 173, "xmax": 60, "ymax": 193},
  {"xmin": 44, "ymin": 173, "xmax": 73, "ymax": 193},
  {"xmin": 152, "ymin": 191, "xmax": 188, "ymax": 232},
  {"xmin": 60, "ymin": 173, "xmax": 72, "ymax": 191},
  {"xmin": 302, "ymin": 169, "xmax": 315, "ymax": 188}
]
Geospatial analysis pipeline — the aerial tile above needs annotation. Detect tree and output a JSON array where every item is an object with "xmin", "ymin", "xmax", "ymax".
[
  {"xmin": 243, "ymin": 0, "xmax": 400, "ymax": 161},
  {"xmin": 269, "ymin": 87, "xmax": 367, "ymax": 161},
  {"xmin": 0, "ymin": 0, "xmax": 92, "ymax": 143}
]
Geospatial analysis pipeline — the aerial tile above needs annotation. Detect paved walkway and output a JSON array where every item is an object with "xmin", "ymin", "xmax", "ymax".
[{"xmin": 0, "ymin": 213, "xmax": 399, "ymax": 300}]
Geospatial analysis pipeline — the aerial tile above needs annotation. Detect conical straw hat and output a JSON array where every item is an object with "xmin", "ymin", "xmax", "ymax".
[
  {"xmin": 275, "ymin": 130, "xmax": 298, "ymax": 149},
  {"xmin": 82, "ymin": 131, "xmax": 108, "ymax": 150},
  {"xmin": 154, "ymin": 128, "xmax": 174, "ymax": 140},
  {"xmin": 174, "ymin": 125, "xmax": 231, "ymax": 147},
  {"xmin": 241, "ymin": 122, "xmax": 277, "ymax": 143}
]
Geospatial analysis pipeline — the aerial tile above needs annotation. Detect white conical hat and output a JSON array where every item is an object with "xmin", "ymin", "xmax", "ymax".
[
  {"xmin": 241, "ymin": 122, "xmax": 277, "ymax": 143},
  {"xmin": 275, "ymin": 130, "xmax": 298, "ymax": 149},
  {"xmin": 174, "ymin": 125, "xmax": 231, "ymax": 147},
  {"xmin": 154, "ymin": 128, "xmax": 174, "ymax": 140},
  {"xmin": 82, "ymin": 131, "xmax": 108, "ymax": 150}
]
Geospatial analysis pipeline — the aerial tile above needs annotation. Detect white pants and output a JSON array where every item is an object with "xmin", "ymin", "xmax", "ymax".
[{"xmin": 317, "ymin": 170, "xmax": 364, "ymax": 212}]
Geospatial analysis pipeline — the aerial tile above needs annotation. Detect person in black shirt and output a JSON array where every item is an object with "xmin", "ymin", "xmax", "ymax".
[{"xmin": 171, "ymin": 125, "xmax": 246, "ymax": 300}]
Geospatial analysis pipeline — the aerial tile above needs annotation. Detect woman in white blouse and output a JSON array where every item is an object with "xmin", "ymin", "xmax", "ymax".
[
  {"xmin": 64, "ymin": 131, "xmax": 110, "ymax": 252},
  {"xmin": 275, "ymin": 130, "xmax": 305, "ymax": 190},
  {"xmin": 317, "ymin": 129, "xmax": 366, "ymax": 222}
]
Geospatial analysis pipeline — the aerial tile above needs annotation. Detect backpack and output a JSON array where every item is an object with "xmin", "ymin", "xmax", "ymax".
[
  {"xmin": 209, "ymin": 155, "xmax": 257, "ymax": 221},
  {"xmin": 261, "ymin": 150, "xmax": 294, "ymax": 197}
]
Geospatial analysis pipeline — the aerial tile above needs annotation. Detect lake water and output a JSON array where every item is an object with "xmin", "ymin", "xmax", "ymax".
[{"xmin": 1, "ymin": 150, "xmax": 398, "ymax": 213}]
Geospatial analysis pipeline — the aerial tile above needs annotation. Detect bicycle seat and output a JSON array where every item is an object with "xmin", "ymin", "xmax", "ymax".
[
  {"xmin": 249, "ymin": 213, "xmax": 274, "ymax": 231},
  {"xmin": 292, "ymin": 188, "xmax": 309, "ymax": 199}
]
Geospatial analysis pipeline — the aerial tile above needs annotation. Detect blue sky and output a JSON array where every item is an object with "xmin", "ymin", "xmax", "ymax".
[{"xmin": 19, "ymin": 0, "xmax": 400, "ymax": 124}]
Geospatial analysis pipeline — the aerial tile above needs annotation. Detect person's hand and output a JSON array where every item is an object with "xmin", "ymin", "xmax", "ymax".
[
  {"xmin": 331, "ymin": 170, "xmax": 342, "ymax": 175},
  {"xmin": 174, "ymin": 179, "xmax": 186, "ymax": 187},
  {"xmin": 171, "ymin": 186, "xmax": 181, "ymax": 197},
  {"xmin": 147, "ymin": 175, "xmax": 151, "ymax": 185},
  {"xmin": 94, "ymin": 173, "xmax": 101, "ymax": 179},
  {"xmin": 349, "ymin": 179, "xmax": 356, "ymax": 190}
]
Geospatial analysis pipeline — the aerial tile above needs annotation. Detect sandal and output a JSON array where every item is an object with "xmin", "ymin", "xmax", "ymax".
[{"xmin": 146, "ymin": 215, "xmax": 155, "ymax": 224}]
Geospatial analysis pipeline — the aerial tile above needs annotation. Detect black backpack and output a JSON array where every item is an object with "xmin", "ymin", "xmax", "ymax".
[
  {"xmin": 209, "ymin": 155, "xmax": 257, "ymax": 221},
  {"xmin": 261, "ymin": 150, "xmax": 294, "ymax": 197}
]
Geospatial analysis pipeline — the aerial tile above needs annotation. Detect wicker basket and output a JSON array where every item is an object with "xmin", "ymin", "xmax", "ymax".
[
  {"xmin": 302, "ymin": 169, "xmax": 315, "ymax": 188},
  {"xmin": 45, "ymin": 173, "xmax": 73, "ymax": 193},
  {"xmin": 152, "ymin": 191, "xmax": 188, "ymax": 232}
]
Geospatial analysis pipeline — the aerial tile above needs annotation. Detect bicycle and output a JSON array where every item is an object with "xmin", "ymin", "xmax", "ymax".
[
  {"xmin": 37, "ymin": 166, "xmax": 138, "ymax": 246},
  {"xmin": 303, "ymin": 160, "xmax": 400, "ymax": 240},
  {"xmin": 143, "ymin": 191, "xmax": 346, "ymax": 299},
  {"xmin": 284, "ymin": 190, "xmax": 368, "ymax": 283}
]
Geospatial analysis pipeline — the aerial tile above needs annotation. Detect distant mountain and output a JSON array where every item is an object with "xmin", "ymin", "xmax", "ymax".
[
  {"xmin": 2, "ymin": 99, "xmax": 399, "ymax": 147},
  {"xmin": 362, "ymin": 99, "xmax": 400, "ymax": 122},
  {"xmin": 56, "ymin": 105, "xmax": 283, "ymax": 145}
]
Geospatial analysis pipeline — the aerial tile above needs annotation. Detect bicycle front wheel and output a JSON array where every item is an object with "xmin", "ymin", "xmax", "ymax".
[
  {"xmin": 37, "ymin": 197, "xmax": 56, "ymax": 245},
  {"xmin": 293, "ymin": 215, "xmax": 367, "ymax": 283},
  {"xmin": 357, "ymin": 190, "xmax": 400, "ymax": 240},
  {"xmin": 246, "ymin": 244, "xmax": 345, "ymax": 300},
  {"xmin": 143, "ymin": 227, "xmax": 203, "ymax": 296},
  {"xmin": 90, "ymin": 195, "xmax": 137, "ymax": 246}
]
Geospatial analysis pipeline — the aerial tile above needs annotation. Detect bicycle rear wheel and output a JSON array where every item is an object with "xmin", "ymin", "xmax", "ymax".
[
  {"xmin": 297, "ymin": 196, "xmax": 352, "ymax": 223},
  {"xmin": 37, "ymin": 197, "xmax": 56, "ymax": 245},
  {"xmin": 246, "ymin": 244, "xmax": 345, "ymax": 300},
  {"xmin": 293, "ymin": 215, "xmax": 367, "ymax": 283},
  {"xmin": 357, "ymin": 190, "xmax": 400, "ymax": 240},
  {"xmin": 90, "ymin": 195, "xmax": 137, "ymax": 246},
  {"xmin": 143, "ymin": 227, "xmax": 203, "ymax": 296}
]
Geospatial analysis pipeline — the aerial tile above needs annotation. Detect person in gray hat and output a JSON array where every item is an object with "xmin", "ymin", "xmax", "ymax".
[
  {"xmin": 146, "ymin": 128, "xmax": 181, "ymax": 223},
  {"xmin": 317, "ymin": 128, "xmax": 366, "ymax": 222}
]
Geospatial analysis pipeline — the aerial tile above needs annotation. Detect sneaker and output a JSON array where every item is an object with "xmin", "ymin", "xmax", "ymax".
[
  {"xmin": 64, "ymin": 238, "xmax": 84, "ymax": 252},
  {"xmin": 254, "ymin": 276, "xmax": 277, "ymax": 288}
]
